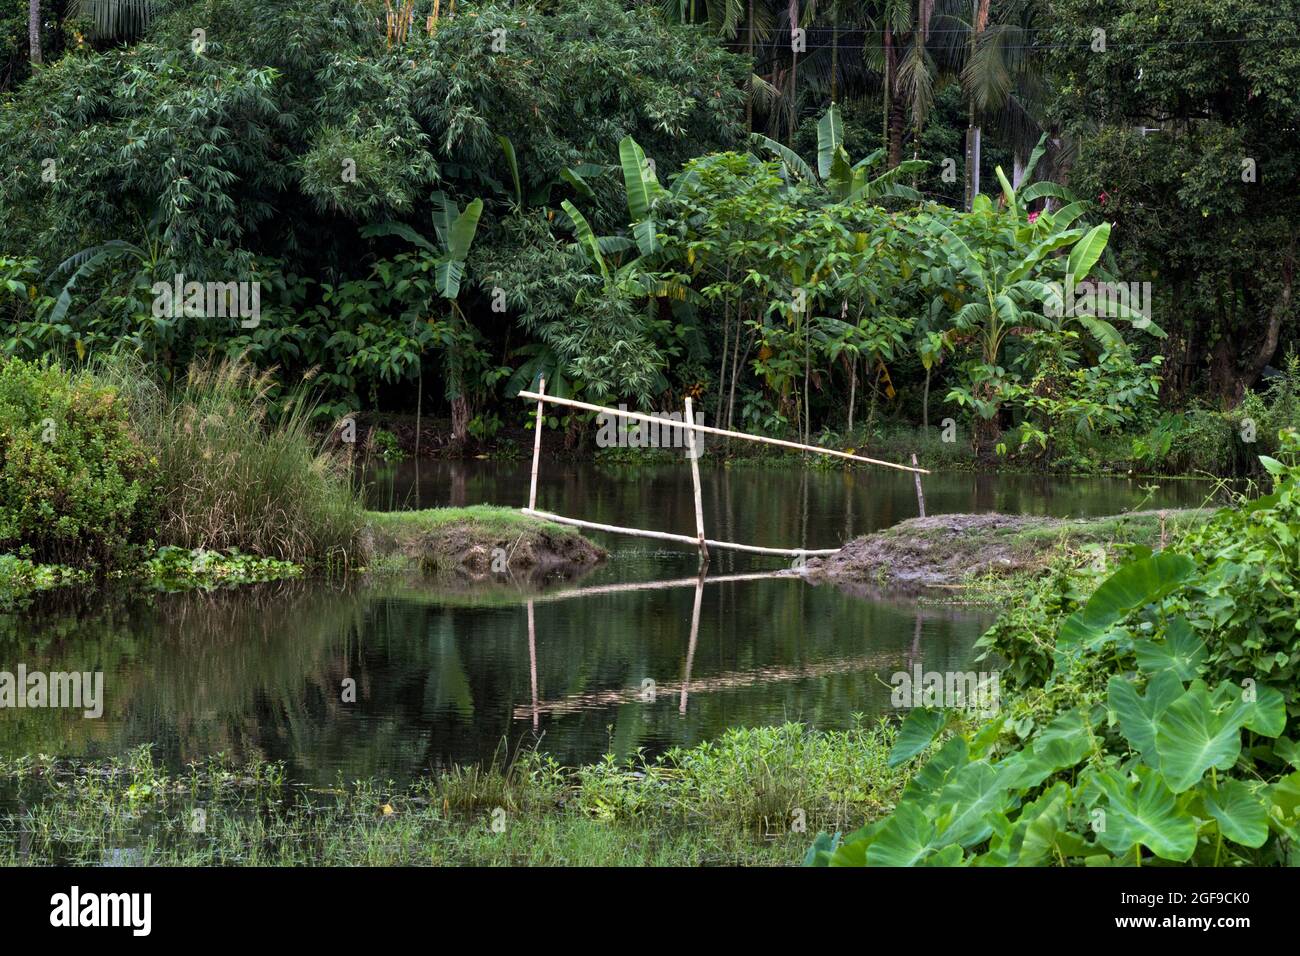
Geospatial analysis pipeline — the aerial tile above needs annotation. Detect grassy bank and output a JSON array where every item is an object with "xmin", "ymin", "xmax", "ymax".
[{"xmin": 0, "ymin": 722, "xmax": 904, "ymax": 866}]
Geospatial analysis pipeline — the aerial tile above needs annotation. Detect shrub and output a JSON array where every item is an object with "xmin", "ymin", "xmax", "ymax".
[{"xmin": 0, "ymin": 358, "xmax": 157, "ymax": 567}]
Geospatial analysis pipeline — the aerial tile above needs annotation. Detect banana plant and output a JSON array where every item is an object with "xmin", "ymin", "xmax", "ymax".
[
  {"xmin": 361, "ymin": 191, "xmax": 484, "ymax": 442},
  {"xmin": 918, "ymin": 170, "xmax": 1163, "ymax": 440},
  {"xmin": 749, "ymin": 103, "xmax": 926, "ymax": 204}
]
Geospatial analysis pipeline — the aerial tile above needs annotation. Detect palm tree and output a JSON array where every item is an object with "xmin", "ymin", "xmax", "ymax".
[
  {"xmin": 68, "ymin": 0, "xmax": 155, "ymax": 41},
  {"xmin": 28, "ymin": 0, "xmax": 41, "ymax": 65}
]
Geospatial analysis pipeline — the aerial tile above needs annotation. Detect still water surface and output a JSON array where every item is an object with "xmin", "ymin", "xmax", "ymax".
[{"xmin": 1, "ymin": 463, "xmax": 1217, "ymax": 785}]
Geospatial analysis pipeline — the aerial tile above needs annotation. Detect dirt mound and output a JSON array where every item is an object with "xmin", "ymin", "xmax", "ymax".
[
  {"xmin": 362, "ymin": 508, "xmax": 607, "ymax": 581},
  {"xmin": 803, "ymin": 510, "xmax": 1189, "ymax": 589}
]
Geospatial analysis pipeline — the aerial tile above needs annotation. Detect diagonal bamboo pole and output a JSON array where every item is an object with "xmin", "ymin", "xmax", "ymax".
[
  {"xmin": 522, "ymin": 507, "xmax": 838, "ymax": 556},
  {"xmin": 516, "ymin": 389, "xmax": 928, "ymax": 474}
]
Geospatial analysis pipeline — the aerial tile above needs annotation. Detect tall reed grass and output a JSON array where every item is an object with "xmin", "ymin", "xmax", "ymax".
[{"xmin": 102, "ymin": 357, "xmax": 365, "ymax": 566}]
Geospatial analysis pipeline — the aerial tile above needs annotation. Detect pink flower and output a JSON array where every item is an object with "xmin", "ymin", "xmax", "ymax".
[
  {"xmin": 1099, "ymin": 190, "xmax": 1109, "ymax": 205},
  {"xmin": 1027, "ymin": 211, "xmax": 1040, "ymax": 223}
]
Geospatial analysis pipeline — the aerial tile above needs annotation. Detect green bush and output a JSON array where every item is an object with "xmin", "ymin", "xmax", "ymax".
[{"xmin": 0, "ymin": 358, "xmax": 157, "ymax": 567}]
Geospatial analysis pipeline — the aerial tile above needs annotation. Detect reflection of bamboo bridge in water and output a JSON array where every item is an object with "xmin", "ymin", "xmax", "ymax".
[
  {"xmin": 516, "ymin": 573, "xmax": 929, "ymax": 728},
  {"xmin": 513, "ymin": 381, "xmax": 931, "ymax": 728}
]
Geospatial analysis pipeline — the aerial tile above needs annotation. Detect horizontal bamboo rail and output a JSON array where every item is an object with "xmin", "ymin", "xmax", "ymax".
[
  {"xmin": 516, "ymin": 389, "xmax": 929, "ymax": 474},
  {"xmin": 522, "ymin": 508, "xmax": 840, "ymax": 557}
]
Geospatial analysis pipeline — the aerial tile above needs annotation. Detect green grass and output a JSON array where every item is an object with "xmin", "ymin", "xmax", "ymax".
[
  {"xmin": 98, "ymin": 356, "xmax": 366, "ymax": 567},
  {"xmin": 364, "ymin": 505, "xmax": 581, "ymax": 537},
  {"xmin": 0, "ymin": 722, "xmax": 905, "ymax": 867}
]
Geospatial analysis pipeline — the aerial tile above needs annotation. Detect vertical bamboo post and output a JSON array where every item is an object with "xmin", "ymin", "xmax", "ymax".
[
  {"xmin": 912, "ymin": 452, "xmax": 926, "ymax": 518},
  {"xmin": 527, "ymin": 600, "xmax": 539, "ymax": 731},
  {"xmin": 528, "ymin": 377, "xmax": 546, "ymax": 511},
  {"xmin": 684, "ymin": 396, "xmax": 708, "ymax": 565}
]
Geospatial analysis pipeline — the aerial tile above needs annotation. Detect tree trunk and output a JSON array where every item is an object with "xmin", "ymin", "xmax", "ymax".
[
  {"xmin": 787, "ymin": 0, "xmax": 799, "ymax": 145},
  {"xmin": 745, "ymin": 0, "xmax": 755, "ymax": 132},
  {"xmin": 964, "ymin": 0, "xmax": 989, "ymax": 210},
  {"xmin": 28, "ymin": 0, "xmax": 41, "ymax": 65}
]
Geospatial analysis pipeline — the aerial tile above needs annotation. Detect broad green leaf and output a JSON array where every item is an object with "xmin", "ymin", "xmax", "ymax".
[
  {"xmin": 1200, "ymin": 778, "xmax": 1269, "ymax": 848},
  {"xmin": 1134, "ymin": 616, "xmax": 1207, "ymax": 681},
  {"xmin": 1093, "ymin": 765, "xmax": 1198, "ymax": 862},
  {"xmin": 1018, "ymin": 181, "xmax": 1079, "ymax": 205},
  {"xmin": 889, "ymin": 707, "xmax": 948, "ymax": 767},
  {"xmin": 816, "ymin": 103, "xmax": 844, "ymax": 180},
  {"xmin": 1065, "ymin": 222, "xmax": 1111, "ymax": 282},
  {"xmin": 1108, "ymin": 670, "xmax": 1185, "ymax": 760},
  {"xmin": 497, "ymin": 135, "xmax": 521, "ymax": 207},
  {"xmin": 560, "ymin": 200, "xmax": 607, "ymax": 278},
  {"xmin": 445, "ymin": 198, "xmax": 483, "ymax": 263},
  {"xmin": 1058, "ymin": 552, "xmax": 1197, "ymax": 649},
  {"xmin": 864, "ymin": 801, "xmax": 940, "ymax": 866},
  {"xmin": 1155, "ymin": 681, "xmax": 1244, "ymax": 793},
  {"xmin": 618, "ymin": 136, "xmax": 665, "ymax": 224},
  {"xmin": 747, "ymin": 132, "xmax": 817, "ymax": 182},
  {"xmin": 933, "ymin": 760, "xmax": 1016, "ymax": 848}
]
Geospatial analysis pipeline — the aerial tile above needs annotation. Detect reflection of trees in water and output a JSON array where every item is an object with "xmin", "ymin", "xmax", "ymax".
[{"xmin": 3, "ymin": 570, "xmax": 993, "ymax": 785}]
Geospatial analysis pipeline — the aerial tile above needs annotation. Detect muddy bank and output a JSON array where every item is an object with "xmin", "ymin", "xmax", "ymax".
[
  {"xmin": 361, "ymin": 506, "xmax": 607, "ymax": 581},
  {"xmin": 804, "ymin": 510, "xmax": 1200, "ymax": 590}
]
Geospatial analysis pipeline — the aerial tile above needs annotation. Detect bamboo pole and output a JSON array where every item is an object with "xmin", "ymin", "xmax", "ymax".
[
  {"xmin": 527, "ymin": 600, "xmax": 539, "ymax": 731},
  {"xmin": 521, "ymin": 508, "xmax": 838, "ymax": 557},
  {"xmin": 517, "ymin": 389, "xmax": 928, "ymax": 474},
  {"xmin": 680, "ymin": 573, "xmax": 704, "ymax": 714},
  {"xmin": 527, "ymin": 377, "xmax": 546, "ymax": 511},
  {"xmin": 912, "ymin": 452, "xmax": 926, "ymax": 517},
  {"xmin": 684, "ymin": 395, "xmax": 708, "ymax": 564}
]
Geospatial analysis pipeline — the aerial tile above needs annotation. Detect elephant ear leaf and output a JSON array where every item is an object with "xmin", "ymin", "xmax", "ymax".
[
  {"xmin": 889, "ymin": 707, "xmax": 949, "ymax": 767},
  {"xmin": 1200, "ymin": 777, "xmax": 1270, "ymax": 848},
  {"xmin": 1134, "ymin": 616, "xmax": 1206, "ymax": 681},
  {"xmin": 1108, "ymin": 670, "xmax": 1185, "ymax": 761},
  {"xmin": 1092, "ymin": 765, "xmax": 1198, "ymax": 861},
  {"xmin": 1154, "ymin": 681, "xmax": 1245, "ymax": 793},
  {"xmin": 1058, "ymin": 551, "xmax": 1196, "ymax": 651}
]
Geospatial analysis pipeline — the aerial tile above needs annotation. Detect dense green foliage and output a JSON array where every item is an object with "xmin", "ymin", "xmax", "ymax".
[
  {"xmin": 0, "ymin": 357, "xmax": 156, "ymax": 566},
  {"xmin": 809, "ymin": 432, "xmax": 1300, "ymax": 866}
]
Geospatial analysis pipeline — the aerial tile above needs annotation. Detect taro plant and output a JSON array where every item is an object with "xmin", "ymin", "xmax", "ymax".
[{"xmin": 809, "ymin": 435, "xmax": 1300, "ymax": 866}]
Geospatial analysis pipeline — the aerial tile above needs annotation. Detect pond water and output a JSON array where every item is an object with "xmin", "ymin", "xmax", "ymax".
[{"xmin": 1, "ymin": 461, "xmax": 1218, "ymax": 786}]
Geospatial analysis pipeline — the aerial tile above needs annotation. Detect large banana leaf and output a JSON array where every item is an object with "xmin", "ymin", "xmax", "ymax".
[
  {"xmin": 560, "ymin": 200, "xmax": 608, "ymax": 279},
  {"xmin": 747, "ymin": 132, "xmax": 817, "ymax": 183},
  {"xmin": 444, "ymin": 198, "xmax": 483, "ymax": 263},
  {"xmin": 1065, "ymin": 222, "xmax": 1111, "ymax": 281},
  {"xmin": 618, "ymin": 137, "xmax": 665, "ymax": 223},
  {"xmin": 497, "ymin": 135, "xmax": 522, "ymax": 207},
  {"xmin": 816, "ymin": 102, "xmax": 844, "ymax": 180}
]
